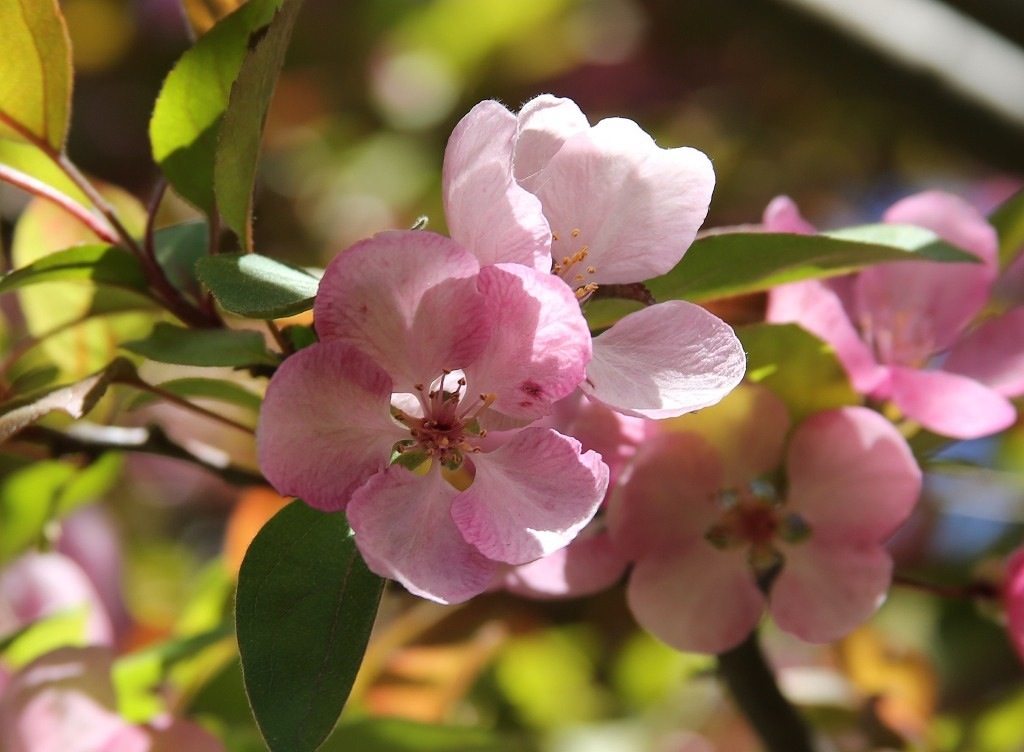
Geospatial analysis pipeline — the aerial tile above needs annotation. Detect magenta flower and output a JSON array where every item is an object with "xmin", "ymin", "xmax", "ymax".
[
  {"xmin": 257, "ymin": 230, "xmax": 609, "ymax": 604},
  {"xmin": 607, "ymin": 385, "xmax": 922, "ymax": 654},
  {"xmin": 442, "ymin": 95, "xmax": 746, "ymax": 418},
  {"xmin": 1003, "ymin": 547, "xmax": 1024, "ymax": 665},
  {"xmin": 766, "ymin": 191, "xmax": 1024, "ymax": 439}
]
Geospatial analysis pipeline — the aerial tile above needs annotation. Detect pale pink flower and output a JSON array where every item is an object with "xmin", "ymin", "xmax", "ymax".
[
  {"xmin": 1003, "ymin": 547, "xmax": 1024, "ymax": 664},
  {"xmin": 443, "ymin": 95, "xmax": 746, "ymax": 419},
  {"xmin": 607, "ymin": 385, "xmax": 922, "ymax": 654},
  {"xmin": 257, "ymin": 230, "xmax": 609, "ymax": 604},
  {"xmin": 765, "ymin": 191, "xmax": 1024, "ymax": 439}
]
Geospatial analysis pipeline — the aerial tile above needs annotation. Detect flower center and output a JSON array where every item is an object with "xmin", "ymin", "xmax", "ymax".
[
  {"xmin": 859, "ymin": 308, "xmax": 935, "ymax": 367},
  {"xmin": 551, "ymin": 228, "xmax": 598, "ymax": 302},
  {"xmin": 392, "ymin": 370, "xmax": 495, "ymax": 471}
]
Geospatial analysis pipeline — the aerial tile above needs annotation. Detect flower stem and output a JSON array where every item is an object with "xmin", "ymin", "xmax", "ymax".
[
  {"xmin": 717, "ymin": 630, "xmax": 817, "ymax": 752},
  {"xmin": 0, "ymin": 163, "xmax": 120, "ymax": 243}
]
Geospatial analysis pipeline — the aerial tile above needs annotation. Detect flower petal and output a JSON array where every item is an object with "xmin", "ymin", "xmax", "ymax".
[
  {"xmin": 785, "ymin": 407, "xmax": 921, "ymax": 544},
  {"xmin": 944, "ymin": 307, "xmax": 1024, "ymax": 397},
  {"xmin": 443, "ymin": 100, "xmax": 551, "ymax": 271},
  {"xmin": 256, "ymin": 340, "xmax": 403, "ymax": 511},
  {"xmin": 314, "ymin": 230, "xmax": 489, "ymax": 390},
  {"xmin": 580, "ymin": 301, "xmax": 745, "ymax": 419},
  {"xmin": 883, "ymin": 190, "xmax": 999, "ymax": 268},
  {"xmin": 512, "ymin": 94, "xmax": 590, "ymax": 191},
  {"xmin": 767, "ymin": 280, "xmax": 886, "ymax": 394},
  {"xmin": 627, "ymin": 547, "xmax": 764, "ymax": 654},
  {"xmin": 503, "ymin": 532, "xmax": 628, "ymax": 599},
  {"xmin": 529, "ymin": 118, "xmax": 714, "ymax": 284},
  {"xmin": 347, "ymin": 467, "xmax": 497, "ymax": 604},
  {"xmin": 451, "ymin": 428, "xmax": 608, "ymax": 565},
  {"xmin": 466, "ymin": 263, "xmax": 591, "ymax": 420},
  {"xmin": 1002, "ymin": 547, "xmax": 1024, "ymax": 664},
  {"xmin": 770, "ymin": 541, "xmax": 893, "ymax": 642},
  {"xmin": 762, "ymin": 195, "xmax": 816, "ymax": 234},
  {"xmin": 889, "ymin": 366, "xmax": 1017, "ymax": 439}
]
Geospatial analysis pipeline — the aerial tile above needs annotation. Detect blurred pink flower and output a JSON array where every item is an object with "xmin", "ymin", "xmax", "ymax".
[
  {"xmin": 258, "ymin": 230, "xmax": 608, "ymax": 604},
  {"xmin": 607, "ymin": 386, "xmax": 922, "ymax": 654},
  {"xmin": 765, "ymin": 191, "xmax": 1024, "ymax": 439},
  {"xmin": 1003, "ymin": 547, "xmax": 1024, "ymax": 664},
  {"xmin": 443, "ymin": 95, "xmax": 745, "ymax": 419}
]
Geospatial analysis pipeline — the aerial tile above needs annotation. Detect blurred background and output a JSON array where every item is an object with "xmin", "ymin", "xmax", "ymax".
[{"xmin": 3, "ymin": 1, "xmax": 1024, "ymax": 750}]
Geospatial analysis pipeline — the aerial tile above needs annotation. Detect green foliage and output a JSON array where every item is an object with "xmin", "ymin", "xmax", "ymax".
[
  {"xmin": 646, "ymin": 226, "xmax": 977, "ymax": 303},
  {"xmin": 128, "ymin": 377, "xmax": 262, "ymax": 413},
  {"xmin": 149, "ymin": 0, "xmax": 283, "ymax": 214},
  {"xmin": 215, "ymin": 0, "xmax": 306, "ymax": 248},
  {"xmin": 153, "ymin": 221, "xmax": 211, "ymax": 301},
  {"xmin": 0, "ymin": 0, "xmax": 71, "ymax": 150},
  {"xmin": 989, "ymin": 188, "xmax": 1024, "ymax": 270},
  {"xmin": 236, "ymin": 501, "xmax": 385, "ymax": 752},
  {"xmin": 738, "ymin": 323, "xmax": 859, "ymax": 423},
  {"xmin": 196, "ymin": 252, "xmax": 320, "ymax": 319},
  {"xmin": 122, "ymin": 322, "xmax": 278, "ymax": 368},
  {"xmin": 321, "ymin": 718, "xmax": 517, "ymax": 752},
  {"xmin": 0, "ymin": 245, "xmax": 149, "ymax": 296}
]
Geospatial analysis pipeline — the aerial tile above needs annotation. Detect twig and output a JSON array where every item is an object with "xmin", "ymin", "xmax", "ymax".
[{"xmin": 0, "ymin": 164, "xmax": 120, "ymax": 244}]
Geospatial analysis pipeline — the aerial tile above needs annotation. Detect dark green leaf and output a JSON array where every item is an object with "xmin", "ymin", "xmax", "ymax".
[
  {"xmin": 0, "ymin": 0, "xmax": 71, "ymax": 150},
  {"xmin": 154, "ymin": 221, "xmax": 209, "ymax": 299},
  {"xmin": 0, "ymin": 245, "xmax": 149, "ymax": 295},
  {"xmin": 646, "ymin": 226, "xmax": 978, "ymax": 303},
  {"xmin": 123, "ymin": 323, "xmax": 278, "ymax": 367},
  {"xmin": 321, "ymin": 718, "xmax": 516, "ymax": 752},
  {"xmin": 215, "ymin": 0, "xmax": 306, "ymax": 248},
  {"xmin": 149, "ymin": 0, "xmax": 282, "ymax": 213},
  {"xmin": 989, "ymin": 188, "xmax": 1024, "ymax": 270},
  {"xmin": 237, "ymin": 501, "xmax": 385, "ymax": 752},
  {"xmin": 196, "ymin": 252, "xmax": 320, "ymax": 318},
  {"xmin": 737, "ymin": 323, "xmax": 859, "ymax": 423},
  {"xmin": 128, "ymin": 377, "xmax": 262, "ymax": 412}
]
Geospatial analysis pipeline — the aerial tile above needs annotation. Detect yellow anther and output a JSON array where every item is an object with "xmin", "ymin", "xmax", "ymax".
[
  {"xmin": 587, "ymin": 266, "xmax": 596, "ymax": 274},
  {"xmin": 571, "ymin": 228, "xmax": 580, "ymax": 237},
  {"xmin": 552, "ymin": 231, "xmax": 560, "ymax": 241}
]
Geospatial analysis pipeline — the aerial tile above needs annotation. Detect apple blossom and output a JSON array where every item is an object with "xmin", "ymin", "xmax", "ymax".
[
  {"xmin": 765, "ymin": 191, "xmax": 1024, "ymax": 439},
  {"xmin": 257, "ymin": 230, "xmax": 609, "ymax": 604},
  {"xmin": 607, "ymin": 384, "xmax": 922, "ymax": 654},
  {"xmin": 443, "ymin": 95, "xmax": 746, "ymax": 419}
]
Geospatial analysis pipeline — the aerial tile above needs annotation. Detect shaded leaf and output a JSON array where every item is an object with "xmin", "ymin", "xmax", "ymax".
[
  {"xmin": 321, "ymin": 718, "xmax": 515, "ymax": 752},
  {"xmin": 128, "ymin": 377, "xmax": 262, "ymax": 412},
  {"xmin": 122, "ymin": 322, "xmax": 277, "ymax": 367},
  {"xmin": 196, "ymin": 252, "xmax": 320, "ymax": 318},
  {"xmin": 989, "ymin": 188, "xmax": 1024, "ymax": 270},
  {"xmin": 215, "ymin": 0, "xmax": 306, "ymax": 248},
  {"xmin": 237, "ymin": 501, "xmax": 384, "ymax": 752},
  {"xmin": 0, "ymin": 244, "xmax": 149, "ymax": 296},
  {"xmin": 154, "ymin": 221, "xmax": 209, "ymax": 300},
  {"xmin": 149, "ymin": 0, "xmax": 282, "ymax": 213},
  {"xmin": 0, "ymin": 0, "xmax": 72, "ymax": 150},
  {"xmin": 646, "ymin": 226, "xmax": 977, "ymax": 303}
]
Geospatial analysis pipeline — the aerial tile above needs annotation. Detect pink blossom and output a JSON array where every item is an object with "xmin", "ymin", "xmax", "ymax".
[
  {"xmin": 1003, "ymin": 547, "xmax": 1024, "ymax": 664},
  {"xmin": 443, "ymin": 95, "xmax": 746, "ymax": 419},
  {"xmin": 607, "ymin": 385, "xmax": 922, "ymax": 654},
  {"xmin": 258, "ymin": 230, "xmax": 609, "ymax": 604},
  {"xmin": 765, "ymin": 191, "xmax": 1024, "ymax": 439}
]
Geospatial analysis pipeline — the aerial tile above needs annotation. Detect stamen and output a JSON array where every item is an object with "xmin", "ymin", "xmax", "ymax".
[{"xmin": 571, "ymin": 228, "xmax": 580, "ymax": 237}]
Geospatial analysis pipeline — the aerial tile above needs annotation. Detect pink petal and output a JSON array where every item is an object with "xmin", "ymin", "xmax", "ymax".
[
  {"xmin": 785, "ymin": 407, "xmax": 921, "ymax": 544},
  {"xmin": 512, "ymin": 94, "xmax": 590, "ymax": 192},
  {"xmin": 347, "ymin": 467, "xmax": 497, "ymax": 604},
  {"xmin": 257, "ymin": 341, "xmax": 403, "ymax": 511},
  {"xmin": 443, "ymin": 100, "xmax": 552, "ymax": 272},
  {"xmin": 451, "ymin": 428, "xmax": 608, "ymax": 565},
  {"xmin": 770, "ymin": 541, "xmax": 893, "ymax": 642},
  {"xmin": 761, "ymin": 195, "xmax": 816, "ymax": 234},
  {"xmin": 607, "ymin": 432, "xmax": 723, "ymax": 556},
  {"xmin": 580, "ymin": 301, "xmax": 745, "ymax": 419},
  {"xmin": 466, "ymin": 263, "xmax": 591, "ymax": 421},
  {"xmin": 627, "ymin": 546, "xmax": 764, "ymax": 654},
  {"xmin": 1003, "ymin": 547, "xmax": 1024, "ymax": 664},
  {"xmin": 944, "ymin": 307, "xmax": 1024, "ymax": 397},
  {"xmin": 551, "ymin": 390, "xmax": 648, "ymax": 489},
  {"xmin": 314, "ymin": 230, "xmax": 490, "ymax": 390},
  {"xmin": 503, "ymin": 532, "xmax": 629, "ymax": 599},
  {"xmin": 530, "ymin": 118, "xmax": 715, "ymax": 284},
  {"xmin": 883, "ymin": 190, "xmax": 999, "ymax": 269},
  {"xmin": 767, "ymin": 280, "xmax": 886, "ymax": 394},
  {"xmin": 889, "ymin": 366, "xmax": 1017, "ymax": 439}
]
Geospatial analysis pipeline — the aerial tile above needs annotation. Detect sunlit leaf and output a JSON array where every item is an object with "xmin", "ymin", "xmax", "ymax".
[
  {"xmin": 149, "ymin": 0, "xmax": 282, "ymax": 214},
  {"xmin": 646, "ymin": 226, "xmax": 977, "ymax": 303},
  {"xmin": 215, "ymin": 0, "xmax": 306, "ymax": 248},
  {"xmin": 989, "ymin": 188, "xmax": 1024, "ymax": 270},
  {"xmin": 237, "ymin": 501, "xmax": 384, "ymax": 752},
  {"xmin": 122, "ymin": 323, "xmax": 277, "ymax": 368},
  {"xmin": 2, "ymin": 609, "xmax": 91, "ymax": 668},
  {"xmin": 0, "ymin": 244, "xmax": 149, "ymax": 295},
  {"xmin": 196, "ymin": 252, "xmax": 320, "ymax": 318},
  {"xmin": 0, "ymin": 0, "xmax": 72, "ymax": 150}
]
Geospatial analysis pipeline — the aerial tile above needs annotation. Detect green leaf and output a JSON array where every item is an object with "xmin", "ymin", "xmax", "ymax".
[
  {"xmin": 989, "ymin": 188, "xmax": 1024, "ymax": 270},
  {"xmin": 0, "ymin": 244, "xmax": 149, "ymax": 295},
  {"xmin": 0, "ymin": 0, "xmax": 72, "ymax": 150},
  {"xmin": 215, "ymin": 0, "xmax": 306, "ymax": 248},
  {"xmin": 646, "ymin": 226, "xmax": 978, "ymax": 303},
  {"xmin": 122, "ymin": 323, "xmax": 277, "ymax": 367},
  {"xmin": 149, "ymin": 0, "xmax": 282, "ymax": 214},
  {"xmin": 128, "ymin": 377, "xmax": 262, "ymax": 412},
  {"xmin": 738, "ymin": 323, "xmax": 859, "ymax": 423},
  {"xmin": 236, "ymin": 501, "xmax": 385, "ymax": 752},
  {"xmin": 321, "ymin": 719, "xmax": 515, "ymax": 752},
  {"xmin": 154, "ymin": 221, "xmax": 210, "ymax": 300},
  {"xmin": 196, "ymin": 252, "xmax": 320, "ymax": 318}
]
